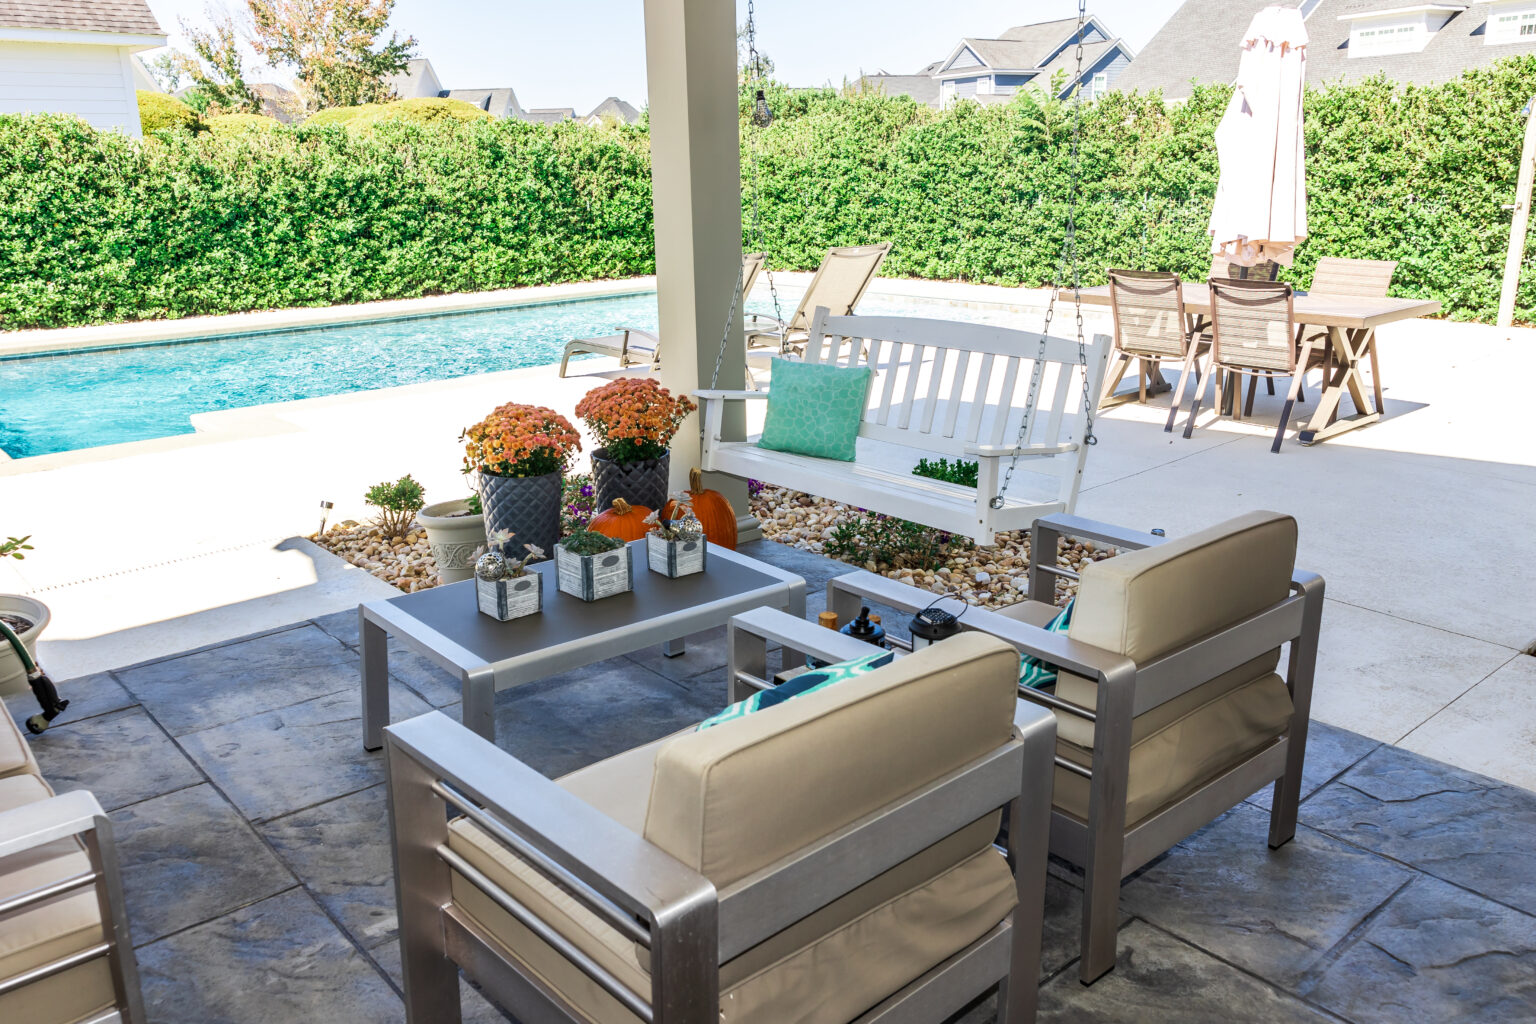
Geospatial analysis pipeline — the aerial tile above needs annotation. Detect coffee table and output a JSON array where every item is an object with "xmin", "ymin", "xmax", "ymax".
[{"xmin": 360, "ymin": 541, "xmax": 805, "ymax": 749}]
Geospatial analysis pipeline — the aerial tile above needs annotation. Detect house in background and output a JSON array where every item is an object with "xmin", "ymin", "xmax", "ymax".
[
  {"xmin": 854, "ymin": 16, "xmax": 1135, "ymax": 108},
  {"xmin": 386, "ymin": 57, "xmax": 640, "ymax": 125},
  {"xmin": 0, "ymin": 0, "xmax": 167, "ymax": 137},
  {"xmin": 1116, "ymin": 0, "xmax": 1536, "ymax": 101},
  {"xmin": 583, "ymin": 96, "xmax": 641, "ymax": 126}
]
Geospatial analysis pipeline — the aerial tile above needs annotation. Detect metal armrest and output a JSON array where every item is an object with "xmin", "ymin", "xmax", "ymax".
[
  {"xmin": 744, "ymin": 313, "xmax": 787, "ymax": 329},
  {"xmin": 1032, "ymin": 514, "xmax": 1163, "ymax": 553},
  {"xmin": 729, "ymin": 606, "xmax": 877, "ymax": 669},
  {"xmin": 0, "ymin": 790, "xmax": 107, "ymax": 860},
  {"xmin": 386, "ymin": 713, "xmax": 714, "ymax": 939},
  {"xmin": 963, "ymin": 442, "xmax": 1078, "ymax": 458},
  {"xmin": 693, "ymin": 389, "xmax": 770, "ymax": 402}
]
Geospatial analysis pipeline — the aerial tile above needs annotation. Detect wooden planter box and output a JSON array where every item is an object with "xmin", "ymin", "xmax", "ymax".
[
  {"xmin": 555, "ymin": 543, "xmax": 634, "ymax": 602},
  {"xmin": 476, "ymin": 571, "xmax": 544, "ymax": 621},
  {"xmin": 646, "ymin": 534, "xmax": 706, "ymax": 578}
]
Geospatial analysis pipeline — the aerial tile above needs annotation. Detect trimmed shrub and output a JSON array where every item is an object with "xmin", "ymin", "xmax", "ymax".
[
  {"xmin": 137, "ymin": 91, "xmax": 199, "ymax": 135},
  {"xmin": 8, "ymin": 58, "xmax": 1536, "ymax": 329},
  {"xmin": 204, "ymin": 112, "xmax": 283, "ymax": 136},
  {"xmin": 302, "ymin": 97, "xmax": 492, "ymax": 130}
]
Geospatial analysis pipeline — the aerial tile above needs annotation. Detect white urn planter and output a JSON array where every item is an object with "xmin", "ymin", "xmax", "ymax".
[
  {"xmin": 419, "ymin": 499, "xmax": 488, "ymax": 585},
  {"xmin": 0, "ymin": 594, "xmax": 49, "ymax": 697}
]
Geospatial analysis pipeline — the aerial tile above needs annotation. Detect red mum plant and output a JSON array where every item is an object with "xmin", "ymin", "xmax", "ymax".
[
  {"xmin": 575, "ymin": 378, "xmax": 697, "ymax": 466},
  {"xmin": 460, "ymin": 404, "xmax": 581, "ymax": 478}
]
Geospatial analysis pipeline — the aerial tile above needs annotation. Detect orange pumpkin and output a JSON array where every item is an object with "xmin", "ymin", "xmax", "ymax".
[
  {"xmin": 589, "ymin": 498, "xmax": 651, "ymax": 542},
  {"xmin": 664, "ymin": 468, "xmax": 737, "ymax": 550}
]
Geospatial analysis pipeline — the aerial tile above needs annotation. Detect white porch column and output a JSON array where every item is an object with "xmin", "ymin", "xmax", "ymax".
[{"xmin": 643, "ymin": 0, "xmax": 753, "ymax": 531}]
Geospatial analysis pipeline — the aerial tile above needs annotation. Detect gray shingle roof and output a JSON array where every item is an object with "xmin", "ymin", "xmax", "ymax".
[
  {"xmin": 953, "ymin": 37, "xmax": 1050, "ymax": 72},
  {"xmin": 0, "ymin": 0, "xmax": 163, "ymax": 34},
  {"xmin": 998, "ymin": 17, "xmax": 1087, "ymax": 64},
  {"xmin": 856, "ymin": 74, "xmax": 942, "ymax": 104},
  {"xmin": 524, "ymin": 107, "xmax": 576, "ymax": 124},
  {"xmin": 444, "ymin": 88, "xmax": 524, "ymax": 120},
  {"xmin": 586, "ymin": 96, "xmax": 640, "ymax": 124},
  {"xmin": 1035, "ymin": 38, "xmax": 1122, "ymax": 93},
  {"xmin": 1117, "ymin": 0, "xmax": 1536, "ymax": 100}
]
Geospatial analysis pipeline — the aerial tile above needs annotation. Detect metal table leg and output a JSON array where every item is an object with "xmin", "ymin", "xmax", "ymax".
[
  {"xmin": 361, "ymin": 609, "xmax": 390, "ymax": 752},
  {"xmin": 460, "ymin": 666, "xmax": 498, "ymax": 744}
]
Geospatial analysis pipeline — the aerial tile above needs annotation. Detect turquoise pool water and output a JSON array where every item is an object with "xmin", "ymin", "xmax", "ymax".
[{"xmin": 0, "ymin": 289, "xmax": 1014, "ymax": 458}]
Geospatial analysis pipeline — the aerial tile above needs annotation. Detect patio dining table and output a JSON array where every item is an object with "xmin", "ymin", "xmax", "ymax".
[{"xmin": 1072, "ymin": 283, "xmax": 1441, "ymax": 445}]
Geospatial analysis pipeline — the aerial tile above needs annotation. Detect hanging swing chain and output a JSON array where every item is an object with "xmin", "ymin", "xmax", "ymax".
[
  {"xmin": 709, "ymin": 0, "xmax": 780, "ymax": 390},
  {"xmin": 990, "ymin": 0, "xmax": 1096, "ymax": 511}
]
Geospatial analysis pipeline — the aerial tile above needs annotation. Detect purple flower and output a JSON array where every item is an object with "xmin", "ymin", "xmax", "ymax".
[{"xmin": 579, "ymin": 485, "xmax": 594, "ymax": 497}]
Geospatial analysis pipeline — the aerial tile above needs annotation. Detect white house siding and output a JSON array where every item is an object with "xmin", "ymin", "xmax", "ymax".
[{"xmin": 0, "ymin": 41, "xmax": 142, "ymax": 136}]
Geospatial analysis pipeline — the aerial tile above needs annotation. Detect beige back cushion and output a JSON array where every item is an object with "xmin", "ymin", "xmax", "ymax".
[
  {"xmin": 642, "ymin": 632, "xmax": 1020, "ymax": 888},
  {"xmin": 1070, "ymin": 510, "xmax": 1297, "ymax": 663}
]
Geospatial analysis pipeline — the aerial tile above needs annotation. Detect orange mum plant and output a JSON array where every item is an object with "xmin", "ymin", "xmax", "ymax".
[
  {"xmin": 460, "ymin": 403, "xmax": 581, "ymax": 478},
  {"xmin": 575, "ymin": 378, "xmax": 697, "ymax": 466}
]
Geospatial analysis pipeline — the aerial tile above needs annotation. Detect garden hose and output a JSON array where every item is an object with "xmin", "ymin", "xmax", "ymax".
[{"xmin": 0, "ymin": 616, "xmax": 68, "ymax": 735}]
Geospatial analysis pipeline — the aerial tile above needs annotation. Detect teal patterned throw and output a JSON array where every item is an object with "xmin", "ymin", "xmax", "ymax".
[
  {"xmin": 1019, "ymin": 599, "xmax": 1074, "ymax": 689},
  {"xmin": 757, "ymin": 358, "xmax": 873, "ymax": 462},
  {"xmin": 696, "ymin": 649, "xmax": 895, "ymax": 731}
]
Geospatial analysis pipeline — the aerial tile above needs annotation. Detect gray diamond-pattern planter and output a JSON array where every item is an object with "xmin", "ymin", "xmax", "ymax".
[
  {"xmin": 591, "ymin": 449, "xmax": 669, "ymax": 513},
  {"xmin": 476, "ymin": 471, "xmax": 560, "ymax": 560}
]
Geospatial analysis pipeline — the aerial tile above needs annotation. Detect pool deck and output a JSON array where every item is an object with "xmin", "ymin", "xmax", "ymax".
[{"xmin": 1, "ymin": 276, "xmax": 1534, "ymax": 793}]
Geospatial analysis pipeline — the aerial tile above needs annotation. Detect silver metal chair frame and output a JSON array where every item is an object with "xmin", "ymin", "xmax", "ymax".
[
  {"xmin": 386, "ymin": 606, "xmax": 1056, "ymax": 1024},
  {"xmin": 825, "ymin": 513, "xmax": 1324, "ymax": 986},
  {"xmin": 0, "ymin": 789, "xmax": 145, "ymax": 1024}
]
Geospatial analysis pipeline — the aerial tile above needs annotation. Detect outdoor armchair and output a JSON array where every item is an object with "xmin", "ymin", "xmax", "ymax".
[
  {"xmin": 385, "ymin": 606, "xmax": 1056, "ymax": 1024},
  {"xmin": 0, "ymin": 778, "xmax": 144, "ymax": 1024},
  {"xmin": 826, "ymin": 511, "xmax": 1324, "ymax": 985},
  {"xmin": 1103, "ymin": 269, "xmax": 1200, "ymax": 418}
]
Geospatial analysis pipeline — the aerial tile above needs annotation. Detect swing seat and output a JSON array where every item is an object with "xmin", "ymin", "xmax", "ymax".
[{"xmin": 699, "ymin": 310, "xmax": 1111, "ymax": 546}]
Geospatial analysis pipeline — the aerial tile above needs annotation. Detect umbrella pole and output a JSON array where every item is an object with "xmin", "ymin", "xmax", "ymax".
[{"xmin": 1497, "ymin": 96, "xmax": 1536, "ymax": 328}]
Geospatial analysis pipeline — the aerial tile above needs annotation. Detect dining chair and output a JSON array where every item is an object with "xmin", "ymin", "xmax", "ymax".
[
  {"xmin": 1298, "ymin": 258, "xmax": 1397, "ymax": 406},
  {"xmin": 1104, "ymin": 270, "xmax": 1199, "ymax": 415},
  {"xmin": 1186, "ymin": 278, "xmax": 1323, "ymax": 453}
]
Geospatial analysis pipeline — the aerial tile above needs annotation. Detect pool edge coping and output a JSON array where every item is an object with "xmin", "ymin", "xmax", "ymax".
[{"xmin": 0, "ymin": 277, "xmax": 661, "ymax": 359}]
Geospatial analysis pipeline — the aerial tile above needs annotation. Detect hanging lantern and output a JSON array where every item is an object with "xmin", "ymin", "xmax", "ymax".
[{"xmin": 752, "ymin": 89, "xmax": 773, "ymax": 129}]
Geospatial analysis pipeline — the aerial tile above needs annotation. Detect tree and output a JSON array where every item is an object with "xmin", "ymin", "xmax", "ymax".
[
  {"xmin": 247, "ymin": 0, "xmax": 416, "ymax": 111},
  {"xmin": 177, "ymin": 7, "xmax": 264, "ymax": 116},
  {"xmin": 737, "ymin": 22, "xmax": 774, "ymax": 84},
  {"xmin": 143, "ymin": 51, "xmax": 189, "ymax": 93}
]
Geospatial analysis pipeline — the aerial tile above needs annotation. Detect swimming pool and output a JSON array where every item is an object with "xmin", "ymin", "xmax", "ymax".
[{"xmin": 0, "ymin": 289, "xmax": 1024, "ymax": 458}]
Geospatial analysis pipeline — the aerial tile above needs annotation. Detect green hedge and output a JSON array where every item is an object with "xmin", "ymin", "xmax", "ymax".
[
  {"xmin": 6, "ymin": 58, "xmax": 1536, "ymax": 329},
  {"xmin": 137, "ymin": 91, "xmax": 199, "ymax": 135}
]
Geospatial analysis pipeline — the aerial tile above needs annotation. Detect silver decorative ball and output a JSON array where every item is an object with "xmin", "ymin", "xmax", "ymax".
[{"xmin": 475, "ymin": 550, "xmax": 509, "ymax": 580}]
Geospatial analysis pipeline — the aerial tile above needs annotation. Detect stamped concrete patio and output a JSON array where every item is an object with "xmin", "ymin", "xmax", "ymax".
[{"xmin": 7, "ymin": 538, "xmax": 1535, "ymax": 1024}]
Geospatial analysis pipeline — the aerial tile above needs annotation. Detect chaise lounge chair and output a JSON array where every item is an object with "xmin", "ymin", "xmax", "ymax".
[{"xmin": 559, "ymin": 253, "xmax": 767, "ymax": 377}]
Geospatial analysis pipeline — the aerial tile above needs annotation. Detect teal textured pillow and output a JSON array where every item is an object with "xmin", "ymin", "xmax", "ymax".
[
  {"xmin": 757, "ymin": 358, "xmax": 872, "ymax": 462},
  {"xmin": 696, "ymin": 649, "xmax": 895, "ymax": 731},
  {"xmin": 1019, "ymin": 599, "xmax": 1074, "ymax": 689}
]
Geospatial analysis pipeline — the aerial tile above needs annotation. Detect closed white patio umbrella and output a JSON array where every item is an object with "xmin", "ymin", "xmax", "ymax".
[{"xmin": 1209, "ymin": 5, "xmax": 1309, "ymax": 267}]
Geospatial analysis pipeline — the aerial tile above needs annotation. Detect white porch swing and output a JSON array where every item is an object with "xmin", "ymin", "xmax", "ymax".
[{"xmin": 696, "ymin": 0, "xmax": 1109, "ymax": 546}]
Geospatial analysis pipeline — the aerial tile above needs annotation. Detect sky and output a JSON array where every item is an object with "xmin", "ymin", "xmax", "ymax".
[{"xmin": 142, "ymin": 0, "xmax": 1185, "ymax": 113}]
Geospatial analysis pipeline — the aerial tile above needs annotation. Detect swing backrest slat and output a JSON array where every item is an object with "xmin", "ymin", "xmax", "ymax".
[{"xmin": 805, "ymin": 309, "xmax": 1096, "ymax": 461}]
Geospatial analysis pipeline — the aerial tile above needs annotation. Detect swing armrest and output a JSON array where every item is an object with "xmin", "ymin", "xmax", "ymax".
[
  {"xmin": 745, "ymin": 313, "xmax": 788, "ymax": 329},
  {"xmin": 694, "ymin": 390, "xmax": 770, "ymax": 402},
  {"xmin": 963, "ymin": 442, "xmax": 1078, "ymax": 458}
]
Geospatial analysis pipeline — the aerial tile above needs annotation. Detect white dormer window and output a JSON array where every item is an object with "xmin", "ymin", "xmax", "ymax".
[
  {"xmin": 1341, "ymin": 5, "xmax": 1464, "ymax": 57},
  {"xmin": 1489, "ymin": 3, "xmax": 1536, "ymax": 44}
]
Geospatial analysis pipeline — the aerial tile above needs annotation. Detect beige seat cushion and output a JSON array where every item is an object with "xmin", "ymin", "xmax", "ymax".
[
  {"xmin": 0, "ymin": 708, "xmax": 41, "ymax": 780},
  {"xmin": 1048, "ymin": 511, "xmax": 1299, "ymax": 824},
  {"xmin": 447, "ymin": 815, "xmax": 1015, "ymax": 1024},
  {"xmin": 0, "ymin": 775, "xmax": 115, "ymax": 1024},
  {"xmin": 993, "ymin": 599, "xmax": 1061, "ymax": 629}
]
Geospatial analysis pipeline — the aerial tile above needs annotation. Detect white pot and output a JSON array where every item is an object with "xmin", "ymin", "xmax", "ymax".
[
  {"xmin": 419, "ymin": 499, "xmax": 487, "ymax": 585},
  {"xmin": 0, "ymin": 594, "xmax": 49, "ymax": 697}
]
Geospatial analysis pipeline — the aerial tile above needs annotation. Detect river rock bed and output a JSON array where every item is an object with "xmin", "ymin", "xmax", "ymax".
[
  {"xmin": 312, "ymin": 519, "xmax": 439, "ymax": 593},
  {"xmin": 748, "ymin": 486, "xmax": 1115, "ymax": 608}
]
